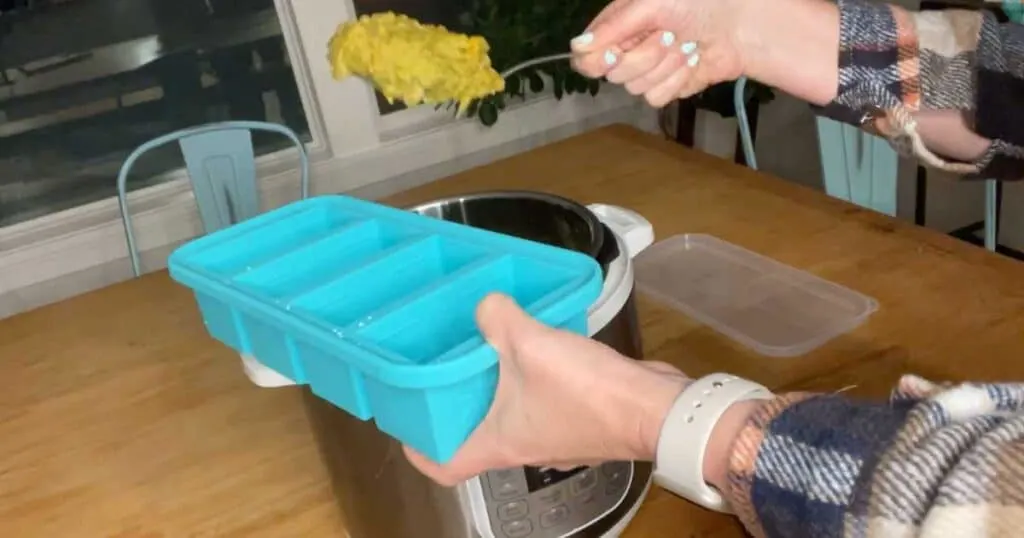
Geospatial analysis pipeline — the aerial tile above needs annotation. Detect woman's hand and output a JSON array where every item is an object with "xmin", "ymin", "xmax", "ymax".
[
  {"xmin": 404, "ymin": 293, "xmax": 689, "ymax": 486},
  {"xmin": 569, "ymin": 0, "xmax": 750, "ymax": 107}
]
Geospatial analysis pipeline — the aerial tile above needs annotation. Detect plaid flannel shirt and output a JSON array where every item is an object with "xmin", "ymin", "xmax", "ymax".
[
  {"xmin": 817, "ymin": 0, "xmax": 1024, "ymax": 180},
  {"xmin": 708, "ymin": 3, "xmax": 1024, "ymax": 535},
  {"xmin": 723, "ymin": 375, "xmax": 1024, "ymax": 537}
]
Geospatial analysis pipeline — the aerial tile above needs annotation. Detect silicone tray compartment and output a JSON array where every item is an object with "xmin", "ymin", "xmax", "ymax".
[
  {"xmin": 287, "ymin": 235, "xmax": 493, "ymax": 421},
  {"xmin": 168, "ymin": 195, "xmax": 603, "ymax": 463},
  {"xmin": 228, "ymin": 219, "xmax": 426, "ymax": 380},
  {"xmin": 178, "ymin": 202, "xmax": 361, "ymax": 352},
  {"xmin": 634, "ymin": 234, "xmax": 878, "ymax": 357}
]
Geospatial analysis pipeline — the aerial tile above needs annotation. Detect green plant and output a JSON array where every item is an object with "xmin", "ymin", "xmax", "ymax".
[
  {"xmin": 441, "ymin": 0, "xmax": 776, "ymax": 126},
  {"xmin": 439, "ymin": 0, "xmax": 607, "ymax": 126}
]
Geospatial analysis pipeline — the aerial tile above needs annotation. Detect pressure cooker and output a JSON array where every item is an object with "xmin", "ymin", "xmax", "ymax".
[{"xmin": 241, "ymin": 191, "xmax": 656, "ymax": 538}]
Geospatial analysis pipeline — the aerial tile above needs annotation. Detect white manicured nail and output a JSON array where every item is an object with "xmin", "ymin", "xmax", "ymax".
[
  {"xmin": 687, "ymin": 53, "xmax": 701, "ymax": 67},
  {"xmin": 604, "ymin": 50, "xmax": 618, "ymax": 65},
  {"xmin": 572, "ymin": 32, "xmax": 594, "ymax": 46},
  {"xmin": 681, "ymin": 41, "xmax": 698, "ymax": 55},
  {"xmin": 661, "ymin": 31, "xmax": 676, "ymax": 46}
]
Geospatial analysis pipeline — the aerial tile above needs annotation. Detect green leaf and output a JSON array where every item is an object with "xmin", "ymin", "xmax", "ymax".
[
  {"xmin": 495, "ymin": 94, "xmax": 507, "ymax": 110},
  {"xmin": 573, "ymin": 74, "xmax": 589, "ymax": 94},
  {"xmin": 479, "ymin": 101, "xmax": 499, "ymax": 126},
  {"xmin": 528, "ymin": 71, "xmax": 544, "ymax": 93},
  {"xmin": 588, "ymin": 79, "xmax": 601, "ymax": 96},
  {"xmin": 553, "ymin": 70, "xmax": 565, "ymax": 99},
  {"xmin": 507, "ymin": 74, "xmax": 522, "ymax": 96}
]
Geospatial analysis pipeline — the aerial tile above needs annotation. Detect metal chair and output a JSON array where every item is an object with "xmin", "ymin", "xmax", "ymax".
[
  {"xmin": 117, "ymin": 120, "xmax": 310, "ymax": 277},
  {"xmin": 733, "ymin": 76, "xmax": 999, "ymax": 249}
]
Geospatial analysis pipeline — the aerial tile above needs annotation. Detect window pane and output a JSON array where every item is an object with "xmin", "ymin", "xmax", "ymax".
[
  {"xmin": 0, "ymin": 0, "xmax": 311, "ymax": 227},
  {"xmin": 351, "ymin": 0, "xmax": 462, "ymax": 116}
]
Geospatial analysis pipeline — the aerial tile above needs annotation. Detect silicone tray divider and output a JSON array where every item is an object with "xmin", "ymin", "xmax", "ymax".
[
  {"xmin": 232, "ymin": 221, "xmax": 427, "ymax": 302},
  {"xmin": 180, "ymin": 207, "xmax": 363, "ymax": 280},
  {"xmin": 287, "ymin": 239, "xmax": 501, "ymax": 334}
]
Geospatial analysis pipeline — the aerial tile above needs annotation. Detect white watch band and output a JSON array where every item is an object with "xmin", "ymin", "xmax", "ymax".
[{"xmin": 652, "ymin": 373, "xmax": 773, "ymax": 512}]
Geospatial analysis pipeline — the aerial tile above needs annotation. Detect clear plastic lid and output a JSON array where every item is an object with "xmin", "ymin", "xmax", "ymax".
[{"xmin": 634, "ymin": 234, "xmax": 879, "ymax": 357}]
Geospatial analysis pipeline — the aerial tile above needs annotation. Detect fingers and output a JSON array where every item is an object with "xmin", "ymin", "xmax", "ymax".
[
  {"xmin": 619, "ymin": 37, "xmax": 690, "ymax": 95},
  {"xmin": 571, "ymin": 0, "xmax": 656, "ymax": 79},
  {"xmin": 571, "ymin": 0, "xmax": 655, "ymax": 55},
  {"xmin": 605, "ymin": 31, "xmax": 675, "ymax": 85},
  {"xmin": 585, "ymin": 0, "xmax": 631, "ymax": 31},
  {"xmin": 475, "ymin": 293, "xmax": 525, "ymax": 357},
  {"xmin": 644, "ymin": 50, "xmax": 704, "ymax": 108}
]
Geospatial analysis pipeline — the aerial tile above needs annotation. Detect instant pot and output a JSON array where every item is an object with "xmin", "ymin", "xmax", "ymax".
[{"xmin": 242, "ymin": 191, "xmax": 655, "ymax": 538}]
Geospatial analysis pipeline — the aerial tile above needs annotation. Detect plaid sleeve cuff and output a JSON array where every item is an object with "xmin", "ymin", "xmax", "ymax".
[
  {"xmin": 725, "ymin": 392, "xmax": 913, "ymax": 538},
  {"xmin": 815, "ymin": 0, "xmax": 1024, "ymax": 180}
]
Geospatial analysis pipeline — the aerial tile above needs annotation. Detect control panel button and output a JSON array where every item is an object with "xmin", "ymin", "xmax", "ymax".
[
  {"xmin": 492, "ymin": 469, "xmax": 517, "ymax": 481},
  {"xmin": 576, "ymin": 491, "xmax": 596, "ymax": 506},
  {"xmin": 501, "ymin": 519, "xmax": 533, "ymax": 538},
  {"xmin": 602, "ymin": 463, "xmax": 629, "ymax": 488},
  {"xmin": 600, "ymin": 461, "xmax": 628, "ymax": 477},
  {"xmin": 540, "ymin": 505, "xmax": 570, "ymax": 528},
  {"xmin": 497, "ymin": 500, "xmax": 529, "ymax": 521},
  {"xmin": 570, "ymin": 468, "xmax": 598, "ymax": 496},
  {"xmin": 537, "ymin": 487, "xmax": 565, "ymax": 506},
  {"xmin": 491, "ymin": 480, "xmax": 526, "ymax": 500}
]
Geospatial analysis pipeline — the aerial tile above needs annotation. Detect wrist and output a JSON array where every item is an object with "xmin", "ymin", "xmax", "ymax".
[
  {"xmin": 737, "ymin": 0, "xmax": 840, "ymax": 105},
  {"xmin": 620, "ymin": 365, "xmax": 688, "ymax": 462},
  {"xmin": 701, "ymin": 399, "xmax": 763, "ymax": 493}
]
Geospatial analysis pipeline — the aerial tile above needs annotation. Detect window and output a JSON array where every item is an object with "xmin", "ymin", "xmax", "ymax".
[
  {"xmin": 0, "ymin": 0, "xmax": 648, "ymax": 317},
  {"xmin": 0, "ymin": 0, "xmax": 312, "ymax": 227}
]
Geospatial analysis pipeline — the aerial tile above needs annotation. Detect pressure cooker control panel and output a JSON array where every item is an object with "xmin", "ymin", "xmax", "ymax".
[{"xmin": 479, "ymin": 461, "xmax": 633, "ymax": 538}]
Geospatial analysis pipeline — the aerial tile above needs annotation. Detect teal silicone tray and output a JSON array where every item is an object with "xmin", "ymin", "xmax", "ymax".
[{"xmin": 168, "ymin": 195, "xmax": 603, "ymax": 463}]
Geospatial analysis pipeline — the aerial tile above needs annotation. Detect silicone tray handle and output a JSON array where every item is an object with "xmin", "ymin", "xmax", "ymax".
[{"xmin": 587, "ymin": 203, "xmax": 654, "ymax": 259}]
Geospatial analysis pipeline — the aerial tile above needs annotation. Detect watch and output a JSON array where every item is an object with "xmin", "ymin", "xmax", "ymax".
[{"xmin": 652, "ymin": 373, "xmax": 773, "ymax": 512}]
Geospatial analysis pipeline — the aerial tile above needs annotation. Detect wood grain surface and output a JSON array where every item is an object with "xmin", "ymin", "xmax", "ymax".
[{"xmin": 3, "ymin": 124, "xmax": 1024, "ymax": 537}]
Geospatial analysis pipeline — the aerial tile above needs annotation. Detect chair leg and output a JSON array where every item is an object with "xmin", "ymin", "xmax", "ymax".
[
  {"xmin": 984, "ymin": 179, "xmax": 999, "ymax": 251},
  {"xmin": 914, "ymin": 166, "xmax": 928, "ymax": 226},
  {"xmin": 734, "ymin": 77, "xmax": 758, "ymax": 170}
]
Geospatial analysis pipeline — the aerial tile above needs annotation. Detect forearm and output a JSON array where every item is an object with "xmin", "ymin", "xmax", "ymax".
[
  {"xmin": 739, "ymin": 0, "xmax": 1023, "ymax": 179},
  {"xmin": 737, "ymin": 0, "xmax": 840, "ymax": 107},
  {"xmin": 704, "ymin": 376, "xmax": 1024, "ymax": 538}
]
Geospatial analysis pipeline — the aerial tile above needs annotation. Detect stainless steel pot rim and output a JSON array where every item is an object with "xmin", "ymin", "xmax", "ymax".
[{"xmin": 406, "ymin": 189, "xmax": 608, "ymax": 264}]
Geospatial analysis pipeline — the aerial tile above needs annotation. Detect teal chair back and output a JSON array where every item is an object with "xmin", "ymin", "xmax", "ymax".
[
  {"xmin": 814, "ymin": 116, "xmax": 899, "ymax": 217},
  {"xmin": 117, "ymin": 120, "xmax": 310, "ymax": 277}
]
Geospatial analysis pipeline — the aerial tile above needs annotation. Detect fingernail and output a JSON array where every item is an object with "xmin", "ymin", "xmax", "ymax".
[
  {"xmin": 572, "ymin": 32, "xmax": 594, "ymax": 46},
  {"xmin": 687, "ymin": 53, "xmax": 701, "ymax": 67},
  {"xmin": 660, "ymin": 31, "xmax": 675, "ymax": 46},
  {"xmin": 603, "ymin": 50, "xmax": 617, "ymax": 65},
  {"xmin": 681, "ymin": 41, "xmax": 698, "ymax": 55}
]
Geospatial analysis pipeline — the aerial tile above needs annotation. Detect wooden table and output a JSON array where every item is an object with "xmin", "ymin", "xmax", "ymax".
[{"xmin": 4, "ymin": 124, "xmax": 1024, "ymax": 538}]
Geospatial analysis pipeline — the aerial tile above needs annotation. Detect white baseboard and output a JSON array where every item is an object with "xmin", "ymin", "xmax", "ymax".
[{"xmin": 0, "ymin": 89, "xmax": 656, "ymax": 318}]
